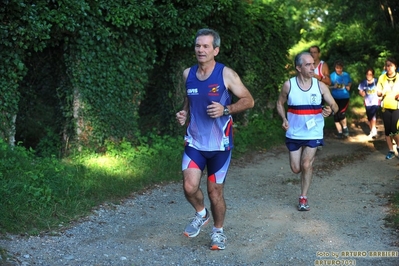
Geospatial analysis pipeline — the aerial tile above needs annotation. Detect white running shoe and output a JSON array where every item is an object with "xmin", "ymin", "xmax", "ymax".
[
  {"xmin": 368, "ymin": 128, "xmax": 377, "ymax": 138},
  {"xmin": 183, "ymin": 209, "xmax": 210, "ymax": 237},
  {"xmin": 210, "ymin": 231, "xmax": 227, "ymax": 250}
]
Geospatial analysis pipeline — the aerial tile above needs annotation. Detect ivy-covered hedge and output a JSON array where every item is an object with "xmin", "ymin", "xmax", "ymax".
[{"xmin": 0, "ymin": 0, "xmax": 292, "ymax": 155}]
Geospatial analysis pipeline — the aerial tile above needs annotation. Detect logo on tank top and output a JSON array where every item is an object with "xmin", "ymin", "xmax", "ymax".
[
  {"xmin": 187, "ymin": 88, "xmax": 199, "ymax": 95},
  {"xmin": 311, "ymin": 94, "xmax": 318, "ymax": 105},
  {"xmin": 208, "ymin": 84, "xmax": 220, "ymax": 96}
]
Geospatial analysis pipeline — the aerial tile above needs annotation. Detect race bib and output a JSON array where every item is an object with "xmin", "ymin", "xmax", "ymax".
[{"xmin": 306, "ymin": 118, "xmax": 316, "ymax": 130}]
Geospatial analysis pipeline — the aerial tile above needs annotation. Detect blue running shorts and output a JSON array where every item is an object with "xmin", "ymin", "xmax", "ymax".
[
  {"xmin": 182, "ymin": 146, "xmax": 231, "ymax": 184},
  {"xmin": 285, "ymin": 138, "xmax": 324, "ymax": 152}
]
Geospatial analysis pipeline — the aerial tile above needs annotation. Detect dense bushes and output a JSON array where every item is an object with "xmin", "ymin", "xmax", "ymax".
[{"xmin": 1, "ymin": 0, "xmax": 292, "ymax": 154}]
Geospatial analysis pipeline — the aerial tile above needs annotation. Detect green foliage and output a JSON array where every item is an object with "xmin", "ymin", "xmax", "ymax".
[
  {"xmin": 0, "ymin": 0, "xmax": 161, "ymax": 152},
  {"xmin": 35, "ymin": 127, "xmax": 63, "ymax": 158},
  {"xmin": 61, "ymin": 0, "xmax": 157, "ymax": 148},
  {"xmin": 233, "ymin": 112, "xmax": 285, "ymax": 155}
]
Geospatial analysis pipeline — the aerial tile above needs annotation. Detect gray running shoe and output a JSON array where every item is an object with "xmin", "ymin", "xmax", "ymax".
[
  {"xmin": 183, "ymin": 209, "xmax": 210, "ymax": 238},
  {"xmin": 210, "ymin": 231, "xmax": 227, "ymax": 250}
]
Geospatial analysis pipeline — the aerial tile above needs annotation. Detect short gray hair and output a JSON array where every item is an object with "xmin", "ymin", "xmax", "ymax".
[
  {"xmin": 294, "ymin": 52, "xmax": 312, "ymax": 69},
  {"xmin": 195, "ymin": 28, "xmax": 221, "ymax": 48}
]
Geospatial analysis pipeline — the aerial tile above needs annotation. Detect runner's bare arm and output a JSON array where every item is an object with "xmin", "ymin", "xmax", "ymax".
[
  {"xmin": 321, "ymin": 63, "xmax": 331, "ymax": 86},
  {"xmin": 176, "ymin": 68, "xmax": 191, "ymax": 125},
  {"xmin": 276, "ymin": 81, "xmax": 290, "ymax": 131},
  {"xmin": 222, "ymin": 67, "xmax": 254, "ymax": 114}
]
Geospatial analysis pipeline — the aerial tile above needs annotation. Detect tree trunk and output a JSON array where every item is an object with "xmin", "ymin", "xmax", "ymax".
[{"xmin": 73, "ymin": 87, "xmax": 84, "ymax": 152}]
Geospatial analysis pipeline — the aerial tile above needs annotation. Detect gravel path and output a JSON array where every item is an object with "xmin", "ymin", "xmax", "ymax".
[{"xmin": 1, "ymin": 125, "xmax": 399, "ymax": 265}]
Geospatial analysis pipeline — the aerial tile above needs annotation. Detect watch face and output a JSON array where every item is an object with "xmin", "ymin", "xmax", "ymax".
[{"xmin": 224, "ymin": 108, "xmax": 229, "ymax": 115}]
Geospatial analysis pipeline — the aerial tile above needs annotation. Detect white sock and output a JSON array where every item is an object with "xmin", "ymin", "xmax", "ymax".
[
  {"xmin": 197, "ymin": 208, "xmax": 206, "ymax": 217},
  {"xmin": 213, "ymin": 227, "xmax": 223, "ymax": 233}
]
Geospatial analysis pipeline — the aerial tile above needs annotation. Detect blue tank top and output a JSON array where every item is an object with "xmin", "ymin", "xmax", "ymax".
[
  {"xmin": 185, "ymin": 62, "xmax": 233, "ymax": 151},
  {"xmin": 286, "ymin": 77, "xmax": 324, "ymax": 140}
]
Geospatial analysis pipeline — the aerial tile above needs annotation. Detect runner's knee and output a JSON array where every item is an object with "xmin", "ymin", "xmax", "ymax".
[{"xmin": 290, "ymin": 165, "xmax": 301, "ymax": 174}]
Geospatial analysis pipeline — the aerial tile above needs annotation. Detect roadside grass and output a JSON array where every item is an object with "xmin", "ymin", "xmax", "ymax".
[
  {"xmin": 0, "ymin": 247, "xmax": 9, "ymax": 262},
  {"xmin": 0, "ymin": 135, "xmax": 184, "ymax": 235},
  {"xmin": 385, "ymin": 194, "xmax": 399, "ymax": 231}
]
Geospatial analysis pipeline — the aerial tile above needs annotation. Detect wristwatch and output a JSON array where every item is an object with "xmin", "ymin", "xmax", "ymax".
[{"xmin": 223, "ymin": 106, "xmax": 229, "ymax": 116}]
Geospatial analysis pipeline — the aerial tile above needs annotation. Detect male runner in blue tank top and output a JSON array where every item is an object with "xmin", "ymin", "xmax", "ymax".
[
  {"xmin": 176, "ymin": 28, "xmax": 254, "ymax": 250},
  {"xmin": 276, "ymin": 52, "xmax": 338, "ymax": 211}
]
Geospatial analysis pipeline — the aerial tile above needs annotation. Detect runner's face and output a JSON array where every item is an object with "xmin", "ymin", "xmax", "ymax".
[
  {"xmin": 366, "ymin": 71, "xmax": 373, "ymax": 81},
  {"xmin": 386, "ymin": 61, "xmax": 396, "ymax": 76},
  {"xmin": 335, "ymin": 66, "xmax": 343, "ymax": 75},
  {"xmin": 195, "ymin": 35, "xmax": 219, "ymax": 63},
  {"xmin": 309, "ymin": 48, "xmax": 320, "ymax": 61},
  {"xmin": 297, "ymin": 54, "xmax": 315, "ymax": 78}
]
